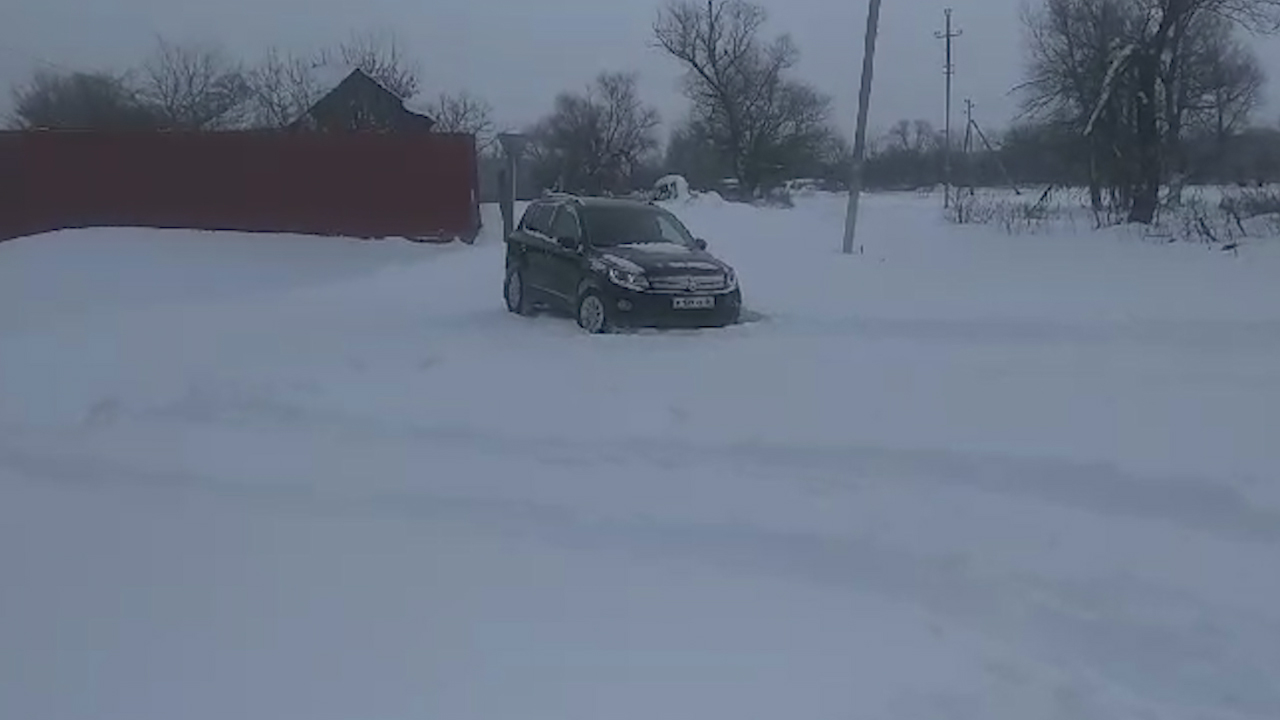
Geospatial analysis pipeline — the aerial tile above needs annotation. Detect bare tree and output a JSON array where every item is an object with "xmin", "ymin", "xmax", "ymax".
[
  {"xmin": 318, "ymin": 30, "xmax": 421, "ymax": 100},
  {"xmin": 244, "ymin": 48, "xmax": 323, "ymax": 128},
  {"xmin": 912, "ymin": 120, "xmax": 941, "ymax": 153},
  {"xmin": 595, "ymin": 72, "xmax": 664, "ymax": 182},
  {"xmin": 885, "ymin": 120, "xmax": 940, "ymax": 154},
  {"xmin": 10, "ymin": 69, "xmax": 162, "ymax": 130},
  {"xmin": 887, "ymin": 120, "xmax": 913, "ymax": 153},
  {"xmin": 815, "ymin": 130, "xmax": 853, "ymax": 188},
  {"xmin": 428, "ymin": 91, "xmax": 496, "ymax": 149},
  {"xmin": 530, "ymin": 72, "xmax": 661, "ymax": 195},
  {"xmin": 1019, "ymin": 0, "xmax": 1140, "ymax": 212},
  {"xmin": 1178, "ymin": 15, "xmax": 1265, "ymax": 143},
  {"xmin": 1020, "ymin": 0, "xmax": 1279, "ymax": 221},
  {"xmin": 243, "ymin": 32, "xmax": 421, "ymax": 128},
  {"xmin": 664, "ymin": 117, "xmax": 732, "ymax": 188},
  {"xmin": 653, "ymin": 0, "xmax": 833, "ymax": 191},
  {"xmin": 1115, "ymin": 0, "xmax": 1277, "ymax": 220},
  {"xmin": 866, "ymin": 118, "xmax": 946, "ymax": 189},
  {"xmin": 140, "ymin": 37, "xmax": 250, "ymax": 129},
  {"xmin": 1207, "ymin": 45, "xmax": 1265, "ymax": 140}
]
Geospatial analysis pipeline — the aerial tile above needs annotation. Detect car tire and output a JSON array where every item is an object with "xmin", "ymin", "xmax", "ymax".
[
  {"xmin": 576, "ymin": 290, "xmax": 611, "ymax": 334},
  {"xmin": 504, "ymin": 265, "xmax": 533, "ymax": 316}
]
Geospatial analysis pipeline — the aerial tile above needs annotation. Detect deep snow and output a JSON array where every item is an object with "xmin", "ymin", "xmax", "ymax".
[{"xmin": 2, "ymin": 193, "xmax": 1279, "ymax": 720}]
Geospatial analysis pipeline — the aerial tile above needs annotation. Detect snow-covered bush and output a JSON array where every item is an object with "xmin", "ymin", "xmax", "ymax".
[
  {"xmin": 948, "ymin": 185, "xmax": 1280, "ymax": 247},
  {"xmin": 948, "ymin": 188, "xmax": 1080, "ymax": 234},
  {"xmin": 653, "ymin": 174, "xmax": 691, "ymax": 202},
  {"xmin": 1161, "ymin": 188, "xmax": 1280, "ymax": 247},
  {"xmin": 1219, "ymin": 186, "xmax": 1280, "ymax": 221}
]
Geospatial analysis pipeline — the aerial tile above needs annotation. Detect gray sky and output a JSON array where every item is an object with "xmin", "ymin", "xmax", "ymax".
[{"xmin": 3, "ymin": 0, "xmax": 1280, "ymax": 136}]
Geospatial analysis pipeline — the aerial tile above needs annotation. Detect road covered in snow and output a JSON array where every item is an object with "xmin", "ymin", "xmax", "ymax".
[{"xmin": 2, "ymin": 193, "xmax": 1279, "ymax": 720}]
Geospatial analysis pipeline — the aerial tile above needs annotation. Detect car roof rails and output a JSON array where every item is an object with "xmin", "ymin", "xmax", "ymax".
[{"xmin": 540, "ymin": 190, "xmax": 582, "ymax": 202}]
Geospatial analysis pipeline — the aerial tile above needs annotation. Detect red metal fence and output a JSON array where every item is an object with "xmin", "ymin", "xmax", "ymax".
[{"xmin": 0, "ymin": 131, "xmax": 480, "ymax": 243}]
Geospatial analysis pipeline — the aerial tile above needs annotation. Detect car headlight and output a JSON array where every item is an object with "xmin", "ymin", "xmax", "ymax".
[
  {"xmin": 607, "ymin": 266, "xmax": 650, "ymax": 292},
  {"xmin": 723, "ymin": 268, "xmax": 738, "ymax": 291}
]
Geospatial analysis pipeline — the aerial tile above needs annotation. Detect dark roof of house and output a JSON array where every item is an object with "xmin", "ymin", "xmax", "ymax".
[{"xmin": 290, "ymin": 67, "xmax": 435, "ymax": 131}]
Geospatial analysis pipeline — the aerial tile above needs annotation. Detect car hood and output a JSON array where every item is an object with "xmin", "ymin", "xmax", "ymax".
[{"xmin": 595, "ymin": 243, "xmax": 729, "ymax": 274}]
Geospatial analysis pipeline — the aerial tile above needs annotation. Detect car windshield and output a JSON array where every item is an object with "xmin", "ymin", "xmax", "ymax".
[{"xmin": 581, "ymin": 205, "xmax": 697, "ymax": 248}]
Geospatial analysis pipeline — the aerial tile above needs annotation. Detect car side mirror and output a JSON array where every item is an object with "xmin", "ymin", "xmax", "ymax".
[
  {"xmin": 557, "ymin": 235, "xmax": 580, "ymax": 250},
  {"xmin": 693, "ymin": 237, "xmax": 708, "ymax": 251}
]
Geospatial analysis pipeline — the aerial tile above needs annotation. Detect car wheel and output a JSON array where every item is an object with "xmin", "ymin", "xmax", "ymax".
[
  {"xmin": 576, "ymin": 291, "xmax": 610, "ymax": 334},
  {"xmin": 504, "ymin": 265, "xmax": 533, "ymax": 316},
  {"xmin": 724, "ymin": 306, "xmax": 742, "ymax": 326}
]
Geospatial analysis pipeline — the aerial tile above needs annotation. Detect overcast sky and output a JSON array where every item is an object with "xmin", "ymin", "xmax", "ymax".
[{"xmin": 3, "ymin": 0, "xmax": 1280, "ymax": 136}]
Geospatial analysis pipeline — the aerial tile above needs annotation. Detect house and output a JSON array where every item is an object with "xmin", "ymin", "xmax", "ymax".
[{"xmin": 290, "ymin": 67, "xmax": 435, "ymax": 133}]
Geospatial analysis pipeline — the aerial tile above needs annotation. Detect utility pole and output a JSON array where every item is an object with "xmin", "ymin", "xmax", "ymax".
[
  {"xmin": 966, "ymin": 104, "xmax": 1022, "ymax": 196},
  {"xmin": 842, "ymin": 0, "xmax": 884, "ymax": 255},
  {"xmin": 962, "ymin": 98, "xmax": 975, "ymax": 200},
  {"xmin": 934, "ymin": 8, "xmax": 961, "ymax": 209},
  {"xmin": 964, "ymin": 98, "xmax": 975, "ymax": 148}
]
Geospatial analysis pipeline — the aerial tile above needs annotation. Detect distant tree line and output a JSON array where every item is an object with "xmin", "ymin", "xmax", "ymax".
[
  {"xmin": 13, "ymin": 0, "xmax": 1280, "ymax": 210},
  {"xmin": 4, "ymin": 4, "xmax": 849, "ymax": 200},
  {"xmin": 508, "ymin": 0, "xmax": 1280, "ymax": 202},
  {"xmin": 851, "ymin": 0, "xmax": 1280, "ymax": 207},
  {"xmin": 854, "ymin": 119, "xmax": 1280, "ymax": 193},
  {"xmin": 7, "ymin": 31, "xmax": 497, "ymax": 145},
  {"xmin": 521, "ymin": 0, "xmax": 850, "ymax": 198}
]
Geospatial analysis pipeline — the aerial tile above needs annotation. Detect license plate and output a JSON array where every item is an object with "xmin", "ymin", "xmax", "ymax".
[{"xmin": 672, "ymin": 296, "xmax": 715, "ymax": 310}]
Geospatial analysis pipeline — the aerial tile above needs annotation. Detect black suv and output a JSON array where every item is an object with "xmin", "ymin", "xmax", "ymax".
[{"xmin": 503, "ymin": 196, "xmax": 742, "ymax": 332}]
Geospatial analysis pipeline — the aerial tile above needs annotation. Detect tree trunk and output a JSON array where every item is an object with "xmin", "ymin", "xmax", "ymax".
[
  {"xmin": 1164, "ymin": 26, "xmax": 1185, "ymax": 206},
  {"xmin": 1129, "ymin": 51, "xmax": 1160, "ymax": 224},
  {"xmin": 1165, "ymin": 97, "xmax": 1184, "ymax": 206},
  {"xmin": 1088, "ymin": 135, "xmax": 1103, "ymax": 212}
]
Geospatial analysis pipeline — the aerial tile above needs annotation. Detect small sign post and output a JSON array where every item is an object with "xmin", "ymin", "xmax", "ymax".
[{"xmin": 497, "ymin": 133, "xmax": 529, "ymax": 238}]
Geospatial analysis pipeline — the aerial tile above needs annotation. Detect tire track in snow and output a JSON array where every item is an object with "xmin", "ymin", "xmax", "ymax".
[
  {"xmin": 24, "ymin": 363, "xmax": 1277, "ymax": 547},
  {"xmin": 3, "ymin": 439, "xmax": 1279, "ymax": 719},
  {"xmin": 752, "ymin": 314, "xmax": 1280, "ymax": 351},
  {"xmin": 121, "ymin": 389, "xmax": 1280, "ymax": 545}
]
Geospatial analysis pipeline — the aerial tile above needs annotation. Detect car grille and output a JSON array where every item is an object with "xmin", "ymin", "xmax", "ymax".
[{"xmin": 649, "ymin": 274, "xmax": 728, "ymax": 293}]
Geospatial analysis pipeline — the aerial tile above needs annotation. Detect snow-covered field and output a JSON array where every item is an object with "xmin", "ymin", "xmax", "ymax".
[{"xmin": 2, "ymin": 193, "xmax": 1279, "ymax": 720}]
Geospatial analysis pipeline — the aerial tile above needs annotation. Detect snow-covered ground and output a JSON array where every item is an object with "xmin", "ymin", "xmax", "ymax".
[{"xmin": 2, "ymin": 193, "xmax": 1279, "ymax": 720}]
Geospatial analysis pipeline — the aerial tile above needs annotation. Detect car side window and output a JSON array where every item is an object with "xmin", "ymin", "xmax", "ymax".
[
  {"xmin": 520, "ymin": 203, "xmax": 554, "ymax": 236},
  {"xmin": 517, "ymin": 204, "xmax": 536, "ymax": 231},
  {"xmin": 550, "ymin": 207, "xmax": 582, "ymax": 242},
  {"xmin": 535, "ymin": 205, "xmax": 557, "ymax": 236}
]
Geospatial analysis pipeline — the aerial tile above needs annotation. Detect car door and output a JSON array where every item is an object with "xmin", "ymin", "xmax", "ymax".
[
  {"xmin": 513, "ymin": 202, "xmax": 559, "ymax": 300},
  {"xmin": 545, "ymin": 205, "xmax": 586, "ymax": 303}
]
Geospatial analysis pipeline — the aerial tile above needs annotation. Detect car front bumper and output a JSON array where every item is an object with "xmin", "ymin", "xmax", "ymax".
[{"xmin": 601, "ymin": 286, "xmax": 743, "ymax": 328}]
